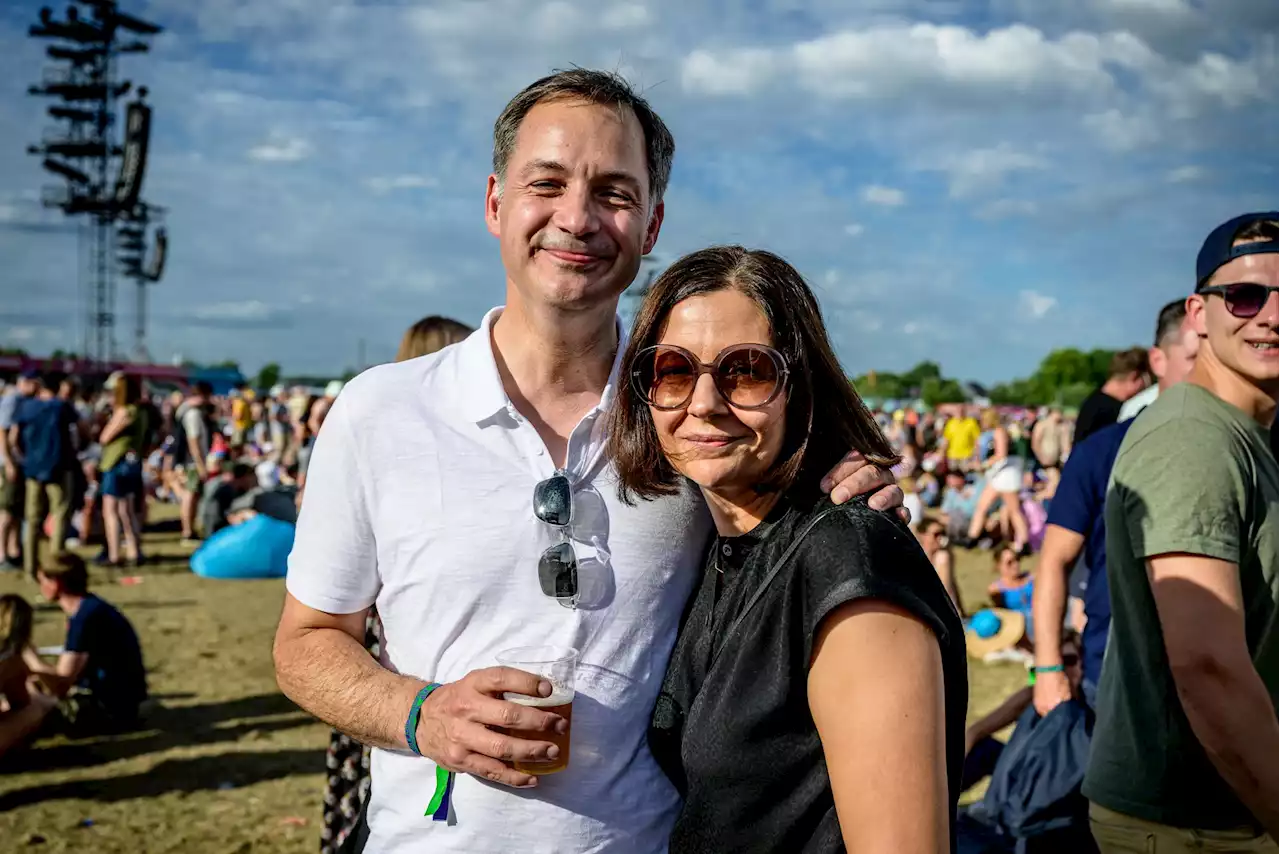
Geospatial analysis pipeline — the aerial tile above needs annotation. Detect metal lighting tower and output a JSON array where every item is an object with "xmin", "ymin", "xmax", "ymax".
[
  {"xmin": 25, "ymin": 1, "xmax": 164, "ymax": 365},
  {"xmin": 116, "ymin": 200, "xmax": 166, "ymax": 360}
]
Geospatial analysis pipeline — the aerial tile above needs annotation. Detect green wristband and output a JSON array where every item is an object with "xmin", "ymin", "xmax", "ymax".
[
  {"xmin": 1033, "ymin": 664, "xmax": 1065, "ymax": 674},
  {"xmin": 405, "ymin": 682, "xmax": 442, "ymax": 757}
]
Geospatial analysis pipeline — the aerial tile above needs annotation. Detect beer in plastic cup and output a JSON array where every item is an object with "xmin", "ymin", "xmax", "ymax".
[{"xmin": 495, "ymin": 645, "xmax": 577, "ymax": 775}]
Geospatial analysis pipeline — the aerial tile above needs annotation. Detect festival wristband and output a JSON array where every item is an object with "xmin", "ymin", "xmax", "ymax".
[
  {"xmin": 426, "ymin": 764, "xmax": 455, "ymax": 822},
  {"xmin": 1033, "ymin": 664, "xmax": 1065, "ymax": 674},
  {"xmin": 405, "ymin": 683, "xmax": 455, "ymax": 822},
  {"xmin": 405, "ymin": 682, "xmax": 443, "ymax": 757}
]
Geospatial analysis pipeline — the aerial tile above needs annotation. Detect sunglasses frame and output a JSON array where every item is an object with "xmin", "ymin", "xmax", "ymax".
[
  {"xmin": 1199, "ymin": 282, "xmax": 1280, "ymax": 319},
  {"xmin": 533, "ymin": 471, "xmax": 578, "ymax": 606},
  {"xmin": 631, "ymin": 343, "xmax": 790, "ymax": 412}
]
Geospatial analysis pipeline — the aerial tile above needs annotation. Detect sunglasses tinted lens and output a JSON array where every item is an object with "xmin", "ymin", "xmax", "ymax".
[
  {"xmin": 641, "ymin": 348, "xmax": 697, "ymax": 408},
  {"xmin": 538, "ymin": 542, "xmax": 578, "ymax": 599},
  {"xmin": 1224, "ymin": 284, "xmax": 1271, "ymax": 318},
  {"xmin": 533, "ymin": 474, "xmax": 572, "ymax": 527},
  {"xmin": 717, "ymin": 347, "xmax": 780, "ymax": 407}
]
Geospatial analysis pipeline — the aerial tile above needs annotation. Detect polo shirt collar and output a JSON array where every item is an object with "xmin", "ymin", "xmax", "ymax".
[{"xmin": 456, "ymin": 306, "xmax": 629, "ymax": 425}]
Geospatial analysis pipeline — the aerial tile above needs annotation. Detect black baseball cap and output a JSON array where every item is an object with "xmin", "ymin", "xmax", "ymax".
[{"xmin": 1195, "ymin": 211, "xmax": 1278, "ymax": 291}]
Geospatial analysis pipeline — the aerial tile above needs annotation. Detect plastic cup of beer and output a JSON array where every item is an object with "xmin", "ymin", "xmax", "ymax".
[{"xmin": 495, "ymin": 645, "xmax": 577, "ymax": 775}]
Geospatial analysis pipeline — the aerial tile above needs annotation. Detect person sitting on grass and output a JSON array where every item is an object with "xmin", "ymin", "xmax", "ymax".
[
  {"xmin": 988, "ymin": 546, "xmax": 1035, "ymax": 648},
  {"xmin": 25, "ymin": 552, "xmax": 147, "ymax": 734},
  {"xmin": 199, "ymin": 462, "xmax": 258, "ymax": 538},
  {"xmin": 0, "ymin": 594, "xmax": 57, "ymax": 757}
]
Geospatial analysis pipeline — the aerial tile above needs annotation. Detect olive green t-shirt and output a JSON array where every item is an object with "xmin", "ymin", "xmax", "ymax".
[{"xmin": 1083, "ymin": 383, "xmax": 1278, "ymax": 830}]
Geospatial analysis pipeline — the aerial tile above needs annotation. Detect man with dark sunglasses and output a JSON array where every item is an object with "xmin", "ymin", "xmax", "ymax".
[
  {"xmin": 1084, "ymin": 212, "xmax": 1278, "ymax": 852},
  {"xmin": 273, "ymin": 69, "xmax": 904, "ymax": 854}
]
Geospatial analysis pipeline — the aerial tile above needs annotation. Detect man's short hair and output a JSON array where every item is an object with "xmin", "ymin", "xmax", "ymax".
[
  {"xmin": 1153, "ymin": 299, "xmax": 1188, "ymax": 348},
  {"xmin": 192, "ymin": 381, "xmax": 213, "ymax": 397},
  {"xmin": 492, "ymin": 68, "xmax": 676, "ymax": 207},
  {"xmin": 1233, "ymin": 218, "xmax": 1278, "ymax": 245},
  {"xmin": 40, "ymin": 552, "xmax": 88, "ymax": 596},
  {"xmin": 1109, "ymin": 347, "xmax": 1150, "ymax": 379}
]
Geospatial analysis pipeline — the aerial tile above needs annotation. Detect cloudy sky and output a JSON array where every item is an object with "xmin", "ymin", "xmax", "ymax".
[{"xmin": 0, "ymin": 0, "xmax": 1275, "ymax": 382}]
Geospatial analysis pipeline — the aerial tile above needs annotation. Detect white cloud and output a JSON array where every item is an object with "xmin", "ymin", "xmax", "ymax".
[
  {"xmin": 681, "ymin": 48, "xmax": 779, "ymax": 96},
  {"xmin": 682, "ymin": 23, "xmax": 1157, "ymax": 103},
  {"xmin": 190, "ymin": 300, "xmax": 277, "ymax": 323},
  {"xmin": 5, "ymin": 326, "xmax": 37, "ymax": 343},
  {"xmin": 843, "ymin": 223, "xmax": 865, "ymax": 237},
  {"xmin": 1018, "ymin": 289, "xmax": 1058, "ymax": 319},
  {"xmin": 930, "ymin": 142, "xmax": 1046, "ymax": 197},
  {"xmin": 1098, "ymin": 0, "xmax": 1191, "ymax": 13},
  {"xmin": 1083, "ymin": 108, "xmax": 1161, "ymax": 151},
  {"xmin": 1165, "ymin": 164, "xmax": 1204, "ymax": 183},
  {"xmin": 861, "ymin": 185, "xmax": 906, "ymax": 206},
  {"xmin": 601, "ymin": 3, "xmax": 650, "ymax": 29},
  {"xmin": 365, "ymin": 174, "xmax": 439, "ymax": 194},
  {"xmin": 247, "ymin": 133, "xmax": 312, "ymax": 163}
]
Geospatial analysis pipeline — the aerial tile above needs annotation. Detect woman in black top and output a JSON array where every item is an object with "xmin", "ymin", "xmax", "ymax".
[{"xmin": 608, "ymin": 246, "xmax": 968, "ymax": 853}]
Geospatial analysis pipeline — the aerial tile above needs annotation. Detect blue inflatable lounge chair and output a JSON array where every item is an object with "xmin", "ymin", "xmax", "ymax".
[{"xmin": 191, "ymin": 513, "xmax": 295, "ymax": 580}]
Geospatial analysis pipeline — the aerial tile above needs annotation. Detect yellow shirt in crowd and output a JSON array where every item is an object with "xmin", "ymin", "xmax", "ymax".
[{"xmin": 944, "ymin": 416, "xmax": 981, "ymax": 462}]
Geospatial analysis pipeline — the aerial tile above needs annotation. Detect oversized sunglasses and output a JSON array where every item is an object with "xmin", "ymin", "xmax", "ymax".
[
  {"xmin": 631, "ymin": 344, "xmax": 789, "ymax": 411},
  {"xmin": 1199, "ymin": 282, "xmax": 1279, "ymax": 319},
  {"xmin": 533, "ymin": 470, "xmax": 577, "ymax": 607}
]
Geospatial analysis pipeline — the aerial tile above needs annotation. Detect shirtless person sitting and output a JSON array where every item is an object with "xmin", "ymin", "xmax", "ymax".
[{"xmin": 0, "ymin": 594, "xmax": 57, "ymax": 757}]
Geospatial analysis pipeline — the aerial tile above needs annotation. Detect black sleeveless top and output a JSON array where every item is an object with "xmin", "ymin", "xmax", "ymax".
[{"xmin": 649, "ymin": 495, "xmax": 968, "ymax": 853}]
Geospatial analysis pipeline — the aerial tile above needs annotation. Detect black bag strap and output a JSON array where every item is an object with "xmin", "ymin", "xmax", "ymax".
[{"xmin": 706, "ymin": 504, "xmax": 844, "ymax": 674}]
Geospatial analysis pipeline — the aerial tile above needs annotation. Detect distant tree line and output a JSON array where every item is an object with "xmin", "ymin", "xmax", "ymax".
[{"xmin": 853, "ymin": 346, "xmax": 1124, "ymax": 409}]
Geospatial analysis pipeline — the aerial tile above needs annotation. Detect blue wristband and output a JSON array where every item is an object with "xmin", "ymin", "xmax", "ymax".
[
  {"xmin": 1033, "ymin": 664, "xmax": 1065, "ymax": 674},
  {"xmin": 406, "ymin": 682, "xmax": 443, "ymax": 757}
]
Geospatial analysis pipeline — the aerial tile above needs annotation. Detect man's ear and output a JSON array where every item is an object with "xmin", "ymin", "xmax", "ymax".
[
  {"xmin": 1186, "ymin": 294, "xmax": 1208, "ymax": 338},
  {"xmin": 641, "ymin": 200, "xmax": 664, "ymax": 255},
  {"xmin": 485, "ymin": 174, "xmax": 502, "ymax": 239},
  {"xmin": 1148, "ymin": 346, "xmax": 1168, "ymax": 382}
]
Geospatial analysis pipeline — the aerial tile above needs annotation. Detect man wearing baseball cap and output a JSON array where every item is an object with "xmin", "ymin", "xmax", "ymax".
[{"xmin": 1084, "ymin": 212, "xmax": 1278, "ymax": 852}]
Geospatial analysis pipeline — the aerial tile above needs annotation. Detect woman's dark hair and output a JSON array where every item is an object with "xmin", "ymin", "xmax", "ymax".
[
  {"xmin": 609, "ymin": 245, "xmax": 899, "ymax": 504},
  {"xmin": 0, "ymin": 594, "xmax": 33, "ymax": 656}
]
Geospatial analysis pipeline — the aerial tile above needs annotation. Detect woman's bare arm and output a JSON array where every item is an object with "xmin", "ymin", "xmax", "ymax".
[
  {"xmin": 809, "ymin": 599, "xmax": 950, "ymax": 854},
  {"xmin": 98, "ymin": 407, "xmax": 133, "ymax": 446}
]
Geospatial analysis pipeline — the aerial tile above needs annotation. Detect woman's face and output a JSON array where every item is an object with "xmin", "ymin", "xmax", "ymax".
[
  {"xmin": 918, "ymin": 524, "xmax": 943, "ymax": 551},
  {"xmin": 648, "ymin": 289, "xmax": 788, "ymax": 497},
  {"xmin": 997, "ymin": 548, "xmax": 1020, "ymax": 576}
]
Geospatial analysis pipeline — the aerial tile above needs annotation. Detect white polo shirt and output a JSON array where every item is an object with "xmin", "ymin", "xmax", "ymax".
[{"xmin": 287, "ymin": 308, "xmax": 711, "ymax": 854}]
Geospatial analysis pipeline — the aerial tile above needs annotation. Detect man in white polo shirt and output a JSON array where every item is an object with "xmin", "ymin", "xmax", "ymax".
[{"xmin": 274, "ymin": 69, "xmax": 903, "ymax": 853}]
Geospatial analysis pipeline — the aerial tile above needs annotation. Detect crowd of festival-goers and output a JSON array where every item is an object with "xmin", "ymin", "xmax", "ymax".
[{"xmin": 0, "ymin": 68, "xmax": 1275, "ymax": 854}]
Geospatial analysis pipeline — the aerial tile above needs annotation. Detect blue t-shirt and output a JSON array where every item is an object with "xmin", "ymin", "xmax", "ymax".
[
  {"xmin": 1045, "ymin": 420, "xmax": 1133, "ymax": 684},
  {"xmin": 65, "ymin": 594, "xmax": 147, "ymax": 720},
  {"xmin": 14, "ymin": 397, "xmax": 77, "ymax": 483}
]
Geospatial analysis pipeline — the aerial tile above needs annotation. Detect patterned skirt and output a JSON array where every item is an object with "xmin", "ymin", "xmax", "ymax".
[{"xmin": 320, "ymin": 611, "xmax": 383, "ymax": 854}]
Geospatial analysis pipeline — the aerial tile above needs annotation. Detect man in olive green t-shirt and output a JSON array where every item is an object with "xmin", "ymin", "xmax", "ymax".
[{"xmin": 1085, "ymin": 212, "xmax": 1279, "ymax": 853}]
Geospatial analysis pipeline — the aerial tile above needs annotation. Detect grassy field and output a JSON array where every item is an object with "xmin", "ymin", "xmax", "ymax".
[{"xmin": 0, "ymin": 503, "xmax": 1026, "ymax": 853}]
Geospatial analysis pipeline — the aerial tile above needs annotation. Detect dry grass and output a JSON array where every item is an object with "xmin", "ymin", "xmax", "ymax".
[{"xmin": 0, "ymin": 504, "xmax": 1025, "ymax": 852}]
